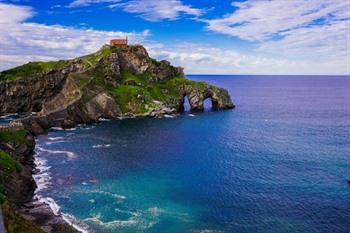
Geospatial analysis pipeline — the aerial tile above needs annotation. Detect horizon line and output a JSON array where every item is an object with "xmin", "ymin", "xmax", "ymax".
[{"xmin": 186, "ymin": 74, "xmax": 350, "ymax": 76}]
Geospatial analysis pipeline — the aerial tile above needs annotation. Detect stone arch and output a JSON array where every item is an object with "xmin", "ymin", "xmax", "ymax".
[
  {"xmin": 179, "ymin": 90, "xmax": 219, "ymax": 112},
  {"xmin": 203, "ymin": 90, "xmax": 219, "ymax": 110}
]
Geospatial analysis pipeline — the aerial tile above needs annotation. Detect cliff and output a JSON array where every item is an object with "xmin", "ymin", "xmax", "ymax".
[
  {"xmin": 0, "ymin": 44, "xmax": 234, "ymax": 133},
  {"xmin": 0, "ymin": 129, "xmax": 78, "ymax": 233}
]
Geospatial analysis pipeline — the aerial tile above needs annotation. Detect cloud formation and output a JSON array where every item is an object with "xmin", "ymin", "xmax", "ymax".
[
  {"xmin": 68, "ymin": 0, "xmax": 121, "ymax": 8},
  {"xmin": 69, "ymin": 0, "xmax": 203, "ymax": 21},
  {"xmin": 205, "ymin": 0, "xmax": 350, "ymax": 60},
  {"xmin": 0, "ymin": 3, "xmax": 149, "ymax": 71},
  {"xmin": 147, "ymin": 43, "xmax": 349, "ymax": 75}
]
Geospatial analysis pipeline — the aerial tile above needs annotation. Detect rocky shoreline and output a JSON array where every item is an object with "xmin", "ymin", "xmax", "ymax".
[{"xmin": 0, "ymin": 128, "xmax": 81, "ymax": 232}]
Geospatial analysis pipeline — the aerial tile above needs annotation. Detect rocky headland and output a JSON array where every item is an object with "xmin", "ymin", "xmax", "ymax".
[
  {"xmin": 0, "ymin": 44, "xmax": 234, "ymax": 135},
  {"xmin": 0, "ymin": 43, "xmax": 234, "ymax": 232}
]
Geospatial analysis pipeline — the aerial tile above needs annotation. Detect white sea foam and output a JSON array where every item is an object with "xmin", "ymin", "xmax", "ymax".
[
  {"xmin": 188, "ymin": 114, "xmax": 196, "ymax": 117},
  {"xmin": 87, "ymin": 190, "xmax": 126, "ymax": 200},
  {"xmin": 33, "ymin": 156, "xmax": 51, "ymax": 193},
  {"xmin": 33, "ymin": 145, "xmax": 90, "ymax": 233},
  {"xmin": 34, "ymin": 194, "xmax": 90, "ymax": 233},
  {"xmin": 164, "ymin": 114, "xmax": 175, "ymax": 118},
  {"xmin": 92, "ymin": 144, "xmax": 111, "ymax": 148},
  {"xmin": 0, "ymin": 113, "xmax": 17, "ymax": 119},
  {"xmin": 48, "ymin": 137, "xmax": 65, "ymax": 141},
  {"xmin": 62, "ymin": 213, "xmax": 90, "ymax": 233},
  {"xmin": 37, "ymin": 147, "xmax": 76, "ymax": 159},
  {"xmin": 84, "ymin": 213, "xmax": 138, "ymax": 228},
  {"xmin": 99, "ymin": 118, "xmax": 111, "ymax": 122},
  {"xmin": 45, "ymin": 141, "xmax": 65, "ymax": 145},
  {"xmin": 51, "ymin": 127, "xmax": 64, "ymax": 131}
]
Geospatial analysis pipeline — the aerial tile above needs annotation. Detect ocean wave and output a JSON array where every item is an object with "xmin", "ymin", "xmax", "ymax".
[
  {"xmin": 84, "ymin": 213, "xmax": 138, "ymax": 228},
  {"xmin": 164, "ymin": 114, "xmax": 175, "ymax": 118},
  {"xmin": 87, "ymin": 190, "xmax": 126, "ymax": 200},
  {"xmin": 99, "ymin": 118, "xmax": 111, "ymax": 122},
  {"xmin": 51, "ymin": 127, "xmax": 64, "ymax": 131},
  {"xmin": 83, "ymin": 206, "xmax": 162, "ymax": 230},
  {"xmin": 0, "ymin": 113, "xmax": 17, "ymax": 119},
  {"xmin": 188, "ymin": 114, "xmax": 196, "ymax": 117},
  {"xmin": 48, "ymin": 137, "xmax": 65, "ymax": 141},
  {"xmin": 92, "ymin": 144, "xmax": 111, "ymax": 148},
  {"xmin": 62, "ymin": 213, "xmax": 90, "ymax": 233},
  {"xmin": 45, "ymin": 141, "xmax": 66, "ymax": 145},
  {"xmin": 33, "ymin": 157, "xmax": 51, "ymax": 193},
  {"xmin": 33, "ymin": 152, "xmax": 90, "ymax": 233},
  {"xmin": 37, "ymin": 147, "xmax": 76, "ymax": 159},
  {"xmin": 34, "ymin": 195, "xmax": 90, "ymax": 233}
]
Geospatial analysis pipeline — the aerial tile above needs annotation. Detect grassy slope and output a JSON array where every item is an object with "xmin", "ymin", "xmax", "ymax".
[
  {"xmin": 0, "ymin": 61, "xmax": 68, "ymax": 81},
  {"xmin": 0, "ymin": 148, "xmax": 22, "ymax": 204},
  {"xmin": 0, "ymin": 129, "xmax": 33, "ymax": 146}
]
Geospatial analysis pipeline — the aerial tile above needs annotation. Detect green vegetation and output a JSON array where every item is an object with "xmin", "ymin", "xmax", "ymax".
[
  {"xmin": 0, "ymin": 60, "xmax": 68, "ymax": 81},
  {"xmin": 0, "ymin": 151, "xmax": 21, "ymax": 175},
  {"xmin": 1, "ymin": 202, "xmax": 45, "ymax": 233},
  {"xmin": 71, "ymin": 73, "xmax": 91, "ymax": 87},
  {"xmin": 0, "ymin": 150, "xmax": 22, "ymax": 204},
  {"xmin": 167, "ymin": 77, "xmax": 207, "ymax": 91},
  {"xmin": 0, "ymin": 129, "xmax": 33, "ymax": 146},
  {"xmin": 105, "ymin": 70, "xmax": 185, "ymax": 113},
  {"xmin": 0, "ymin": 184, "xmax": 6, "ymax": 204},
  {"xmin": 81, "ymin": 46, "xmax": 113, "ymax": 68}
]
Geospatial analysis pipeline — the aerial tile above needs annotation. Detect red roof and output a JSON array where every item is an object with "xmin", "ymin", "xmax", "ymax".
[{"xmin": 110, "ymin": 39, "xmax": 128, "ymax": 45}]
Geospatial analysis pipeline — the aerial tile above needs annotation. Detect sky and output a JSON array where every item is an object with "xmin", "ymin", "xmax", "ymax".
[{"xmin": 0, "ymin": 0, "xmax": 349, "ymax": 75}]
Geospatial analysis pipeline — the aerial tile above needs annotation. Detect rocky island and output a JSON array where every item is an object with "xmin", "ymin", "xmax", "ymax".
[{"xmin": 0, "ymin": 43, "xmax": 234, "ymax": 232}]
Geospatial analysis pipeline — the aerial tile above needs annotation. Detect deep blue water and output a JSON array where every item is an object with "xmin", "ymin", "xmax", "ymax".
[{"xmin": 29, "ymin": 75, "xmax": 350, "ymax": 233}]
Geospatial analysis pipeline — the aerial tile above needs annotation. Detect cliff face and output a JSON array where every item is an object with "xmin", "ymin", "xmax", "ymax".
[
  {"xmin": 0, "ymin": 130, "xmax": 78, "ymax": 233},
  {"xmin": 0, "ymin": 130, "xmax": 36, "ymax": 205},
  {"xmin": 0, "ymin": 44, "xmax": 235, "ymax": 133}
]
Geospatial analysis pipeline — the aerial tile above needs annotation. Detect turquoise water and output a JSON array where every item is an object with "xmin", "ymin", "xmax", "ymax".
[{"xmin": 32, "ymin": 75, "xmax": 349, "ymax": 233}]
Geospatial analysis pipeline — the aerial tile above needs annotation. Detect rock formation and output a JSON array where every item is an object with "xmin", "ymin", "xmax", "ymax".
[{"xmin": 0, "ymin": 44, "xmax": 235, "ymax": 134}]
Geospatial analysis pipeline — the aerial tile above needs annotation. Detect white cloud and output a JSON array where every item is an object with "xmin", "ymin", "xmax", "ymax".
[
  {"xmin": 68, "ymin": 0, "xmax": 121, "ymax": 8},
  {"xmin": 147, "ymin": 42, "xmax": 350, "ymax": 75},
  {"xmin": 0, "ymin": 3, "xmax": 150, "ymax": 71},
  {"xmin": 69, "ymin": 0, "xmax": 203, "ymax": 21},
  {"xmin": 205, "ymin": 0, "xmax": 350, "ymax": 62}
]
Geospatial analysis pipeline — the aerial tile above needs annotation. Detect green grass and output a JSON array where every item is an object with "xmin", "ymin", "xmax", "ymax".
[
  {"xmin": 0, "ymin": 150, "xmax": 21, "ymax": 174},
  {"xmin": 120, "ymin": 70, "xmax": 148, "ymax": 86},
  {"xmin": 0, "ymin": 129, "xmax": 33, "ymax": 146},
  {"xmin": 82, "ymin": 46, "xmax": 113, "ymax": 68},
  {"xmin": 104, "ymin": 70, "xmax": 198, "ymax": 114},
  {"xmin": 109, "ymin": 85, "xmax": 149, "ymax": 113},
  {"xmin": 0, "ymin": 60, "xmax": 68, "ymax": 81},
  {"xmin": 71, "ymin": 73, "xmax": 91, "ymax": 87}
]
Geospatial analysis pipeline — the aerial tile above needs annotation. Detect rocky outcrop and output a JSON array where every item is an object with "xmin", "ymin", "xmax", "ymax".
[
  {"xmin": 0, "ymin": 44, "xmax": 234, "ymax": 134},
  {"xmin": 0, "ymin": 133, "xmax": 36, "ymax": 205},
  {"xmin": 181, "ymin": 84, "xmax": 234, "ymax": 111},
  {"xmin": 0, "ymin": 71, "xmax": 66, "ymax": 113},
  {"xmin": 117, "ymin": 45, "xmax": 150, "ymax": 75}
]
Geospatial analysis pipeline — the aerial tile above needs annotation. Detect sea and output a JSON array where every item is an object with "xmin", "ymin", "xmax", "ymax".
[{"xmin": 3, "ymin": 75, "xmax": 350, "ymax": 233}]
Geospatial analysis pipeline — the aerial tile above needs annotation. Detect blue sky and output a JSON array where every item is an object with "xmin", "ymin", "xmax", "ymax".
[{"xmin": 0, "ymin": 0, "xmax": 349, "ymax": 74}]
